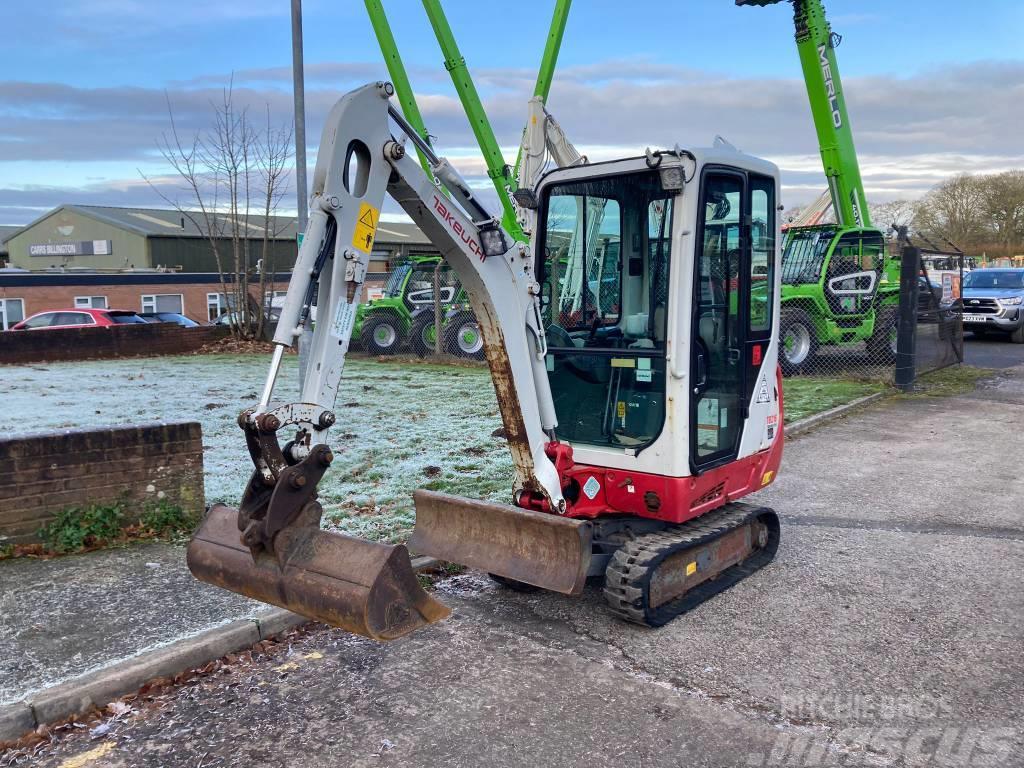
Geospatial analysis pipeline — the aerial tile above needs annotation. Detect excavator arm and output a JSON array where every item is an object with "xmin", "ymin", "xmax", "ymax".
[{"xmin": 188, "ymin": 81, "xmax": 579, "ymax": 641}]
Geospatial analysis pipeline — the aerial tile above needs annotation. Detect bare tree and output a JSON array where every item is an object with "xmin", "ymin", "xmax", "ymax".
[
  {"xmin": 982, "ymin": 170, "xmax": 1024, "ymax": 255},
  {"xmin": 144, "ymin": 80, "xmax": 294, "ymax": 339},
  {"xmin": 913, "ymin": 174, "xmax": 989, "ymax": 251},
  {"xmin": 869, "ymin": 199, "xmax": 915, "ymax": 231}
]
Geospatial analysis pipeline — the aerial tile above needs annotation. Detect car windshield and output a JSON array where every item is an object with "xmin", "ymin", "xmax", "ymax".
[
  {"xmin": 109, "ymin": 313, "xmax": 147, "ymax": 324},
  {"xmin": 963, "ymin": 270, "xmax": 1024, "ymax": 289},
  {"xmin": 382, "ymin": 264, "xmax": 411, "ymax": 297}
]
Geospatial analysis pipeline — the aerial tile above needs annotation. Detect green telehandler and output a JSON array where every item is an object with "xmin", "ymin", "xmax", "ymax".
[{"xmin": 738, "ymin": 0, "xmax": 899, "ymax": 373}]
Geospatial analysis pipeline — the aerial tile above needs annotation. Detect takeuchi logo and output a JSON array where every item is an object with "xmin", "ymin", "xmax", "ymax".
[{"xmin": 432, "ymin": 195, "xmax": 484, "ymax": 260}]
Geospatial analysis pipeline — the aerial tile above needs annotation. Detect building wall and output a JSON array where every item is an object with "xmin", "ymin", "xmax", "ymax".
[
  {"xmin": 0, "ymin": 276, "xmax": 290, "ymax": 323},
  {"xmin": 7, "ymin": 209, "xmax": 148, "ymax": 270},
  {"xmin": 0, "ymin": 323, "xmax": 228, "ymax": 365},
  {"xmin": 148, "ymin": 236, "xmax": 301, "ymax": 273}
]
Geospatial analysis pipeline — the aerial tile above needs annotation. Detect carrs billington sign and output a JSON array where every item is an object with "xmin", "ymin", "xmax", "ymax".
[{"xmin": 29, "ymin": 240, "xmax": 113, "ymax": 257}]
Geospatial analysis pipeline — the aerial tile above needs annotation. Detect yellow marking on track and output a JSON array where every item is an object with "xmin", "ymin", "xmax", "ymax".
[
  {"xmin": 60, "ymin": 742, "xmax": 115, "ymax": 768},
  {"xmin": 761, "ymin": 471, "xmax": 774, "ymax": 486}
]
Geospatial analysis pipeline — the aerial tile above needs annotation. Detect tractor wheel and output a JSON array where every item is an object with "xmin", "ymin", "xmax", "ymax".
[
  {"xmin": 409, "ymin": 312, "xmax": 439, "ymax": 358},
  {"xmin": 778, "ymin": 307, "xmax": 818, "ymax": 375},
  {"xmin": 867, "ymin": 308, "xmax": 899, "ymax": 364},
  {"xmin": 444, "ymin": 314, "xmax": 486, "ymax": 360},
  {"xmin": 360, "ymin": 314, "xmax": 403, "ymax": 355}
]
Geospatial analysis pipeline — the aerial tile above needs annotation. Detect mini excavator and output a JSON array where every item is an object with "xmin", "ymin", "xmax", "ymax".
[{"xmin": 187, "ymin": 76, "xmax": 785, "ymax": 640}]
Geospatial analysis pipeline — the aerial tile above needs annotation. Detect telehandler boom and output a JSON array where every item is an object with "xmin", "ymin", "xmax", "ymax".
[
  {"xmin": 188, "ymin": 80, "xmax": 784, "ymax": 640},
  {"xmin": 738, "ymin": 0, "xmax": 897, "ymax": 373}
]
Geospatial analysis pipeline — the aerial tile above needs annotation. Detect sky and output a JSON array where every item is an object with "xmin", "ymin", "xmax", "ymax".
[{"xmin": 1, "ymin": 0, "xmax": 1022, "ymax": 225}]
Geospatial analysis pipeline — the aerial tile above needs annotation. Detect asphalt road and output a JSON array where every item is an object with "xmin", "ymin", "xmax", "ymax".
[
  {"xmin": 963, "ymin": 331, "xmax": 1024, "ymax": 368},
  {"xmin": 6, "ymin": 368, "xmax": 1024, "ymax": 768}
]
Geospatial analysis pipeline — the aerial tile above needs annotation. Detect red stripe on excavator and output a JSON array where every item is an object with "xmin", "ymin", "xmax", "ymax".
[{"xmin": 520, "ymin": 366, "xmax": 785, "ymax": 525}]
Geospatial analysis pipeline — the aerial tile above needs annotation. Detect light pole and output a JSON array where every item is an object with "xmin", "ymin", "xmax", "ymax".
[{"xmin": 291, "ymin": 0, "xmax": 313, "ymax": 385}]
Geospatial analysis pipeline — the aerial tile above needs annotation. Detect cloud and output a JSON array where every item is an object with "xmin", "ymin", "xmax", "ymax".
[{"xmin": 1, "ymin": 57, "xmax": 1021, "ymax": 222}]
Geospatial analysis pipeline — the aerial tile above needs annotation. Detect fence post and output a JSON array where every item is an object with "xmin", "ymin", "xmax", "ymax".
[
  {"xmin": 433, "ymin": 262, "xmax": 443, "ymax": 358},
  {"xmin": 894, "ymin": 244, "xmax": 920, "ymax": 391}
]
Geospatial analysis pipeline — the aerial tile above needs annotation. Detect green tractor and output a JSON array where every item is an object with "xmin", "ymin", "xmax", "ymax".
[{"xmin": 354, "ymin": 255, "xmax": 455, "ymax": 355}]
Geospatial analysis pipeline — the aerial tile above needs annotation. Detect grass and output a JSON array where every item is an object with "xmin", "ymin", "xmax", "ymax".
[
  {"xmin": 900, "ymin": 364, "xmax": 994, "ymax": 398},
  {"xmin": 783, "ymin": 377, "xmax": 889, "ymax": 423},
  {"xmin": 0, "ymin": 498, "xmax": 199, "ymax": 561}
]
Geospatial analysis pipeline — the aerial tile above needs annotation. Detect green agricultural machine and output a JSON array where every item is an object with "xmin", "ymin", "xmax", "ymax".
[
  {"xmin": 354, "ymin": 255, "xmax": 455, "ymax": 355},
  {"xmin": 739, "ymin": 0, "xmax": 899, "ymax": 373}
]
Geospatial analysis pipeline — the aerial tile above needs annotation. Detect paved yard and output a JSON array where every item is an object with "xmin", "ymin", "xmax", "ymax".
[{"xmin": 7, "ymin": 366, "xmax": 1022, "ymax": 768}]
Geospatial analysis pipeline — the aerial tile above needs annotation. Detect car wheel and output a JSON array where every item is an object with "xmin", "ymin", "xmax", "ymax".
[
  {"xmin": 444, "ymin": 314, "xmax": 486, "ymax": 360},
  {"xmin": 867, "ymin": 308, "xmax": 898, "ymax": 364},
  {"xmin": 360, "ymin": 314, "xmax": 403, "ymax": 355},
  {"xmin": 1011, "ymin": 325, "xmax": 1024, "ymax": 344},
  {"xmin": 409, "ymin": 312, "xmax": 439, "ymax": 358},
  {"xmin": 778, "ymin": 307, "xmax": 818, "ymax": 375}
]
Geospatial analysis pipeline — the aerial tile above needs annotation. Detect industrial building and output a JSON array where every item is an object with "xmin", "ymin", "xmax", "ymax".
[{"xmin": 0, "ymin": 205, "xmax": 438, "ymax": 328}]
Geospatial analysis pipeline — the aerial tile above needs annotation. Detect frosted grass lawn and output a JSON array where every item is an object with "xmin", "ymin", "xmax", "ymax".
[
  {"xmin": 1, "ymin": 354, "xmax": 511, "ymax": 543},
  {"xmin": 1, "ymin": 353, "xmax": 876, "ymax": 543}
]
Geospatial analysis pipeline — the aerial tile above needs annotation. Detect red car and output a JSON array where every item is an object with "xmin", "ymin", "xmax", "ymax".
[{"xmin": 10, "ymin": 308, "xmax": 148, "ymax": 330}]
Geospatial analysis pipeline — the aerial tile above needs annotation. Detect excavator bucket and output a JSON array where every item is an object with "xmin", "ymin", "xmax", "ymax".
[
  {"xmin": 410, "ymin": 490, "xmax": 593, "ymax": 595},
  {"xmin": 187, "ymin": 504, "xmax": 450, "ymax": 641}
]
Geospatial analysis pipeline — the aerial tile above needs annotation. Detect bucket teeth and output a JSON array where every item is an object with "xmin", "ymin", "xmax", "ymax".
[
  {"xmin": 410, "ymin": 489, "xmax": 592, "ymax": 595},
  {"xmin": 187, "ymin": 504, "xmax": 450, "ymax": 641}
]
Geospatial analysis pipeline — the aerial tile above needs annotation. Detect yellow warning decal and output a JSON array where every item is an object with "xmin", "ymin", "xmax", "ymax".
[
  {"xmin": 761, "ymin": 470, "xmax": 774, "ymax": 486},
  {"xmin": 352, "ymin": 202, "xmax": 379, "ymax": 253},
  {"xmin": 610, "ymin": 357, "xmax": 636, "ymax": 368},
  {"xmin": 616, "ymin": 401, "xmax": 626, "ymax": 419},
  {"xmin": 686, "ymin": 561, "xmax": 697, "ymax": 576}
]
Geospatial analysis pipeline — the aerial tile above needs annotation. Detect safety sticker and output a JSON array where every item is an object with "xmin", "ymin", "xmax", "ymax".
[
  {"xmin": 332, "ymin": 301, "xmax": 357, "ymax": 339},
  {"xmin": 636, "ymin": 357, "xmax": 652, "ymax": 383},
  {"xmin": 616, "ymin": 401, "xmax": 626, "ymax": 420},
  {"xmin": 686, "ymin": 562, "xmax": 697, "ymax": 576},
  {"xmin": 582, "ymin": 476, "xmax": 601, "ymax": 500},
  {"xmin": 756, "ymin": 375, "xmax": 771, "ymax": 404},
  {"xmin": 352, "ymin": 202, "xmax": 379, "ymax": 253}
]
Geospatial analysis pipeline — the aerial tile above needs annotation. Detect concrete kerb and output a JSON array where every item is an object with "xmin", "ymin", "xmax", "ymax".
[
  {"xmin": 0, "ymin": 555, "xmax": 442, "ymax": 744},
  {"xmin": 1, "ymin": 390, "xmax": 891, "ymax": 746}
]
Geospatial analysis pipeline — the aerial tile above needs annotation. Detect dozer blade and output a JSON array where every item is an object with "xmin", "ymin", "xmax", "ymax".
[
  {"xmin": 410, "ymin": 490, "xmax": 593, "ymax": 595},
  {"xmin": 187, "ymin": 504, "xmax": 450, "ymax": 641}
]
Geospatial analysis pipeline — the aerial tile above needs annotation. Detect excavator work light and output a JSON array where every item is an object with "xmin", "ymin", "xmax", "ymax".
[
  {"xmin": 658, "ymin": 165, "xmax": 686, "ymax": 192},
  {"xmin": 478, "ymin": 221, "xmax": 510, "ymax": 258}
]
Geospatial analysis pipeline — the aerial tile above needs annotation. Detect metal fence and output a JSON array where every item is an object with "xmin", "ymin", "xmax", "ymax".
[
  {"xmin": 353, "ymin": 241, "xmax": 966, "ymax": 383},
  {"xmin": 353, "ymin": 260, "xmax": 485, "ymax": 361}
]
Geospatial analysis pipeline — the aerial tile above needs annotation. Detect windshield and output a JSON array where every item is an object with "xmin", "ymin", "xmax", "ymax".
[
  {"xmin": 963, "ymin": 270, "xmax": 1024, "ymax": 290},
  {"xmin": 382, "ymin": 264, "xmax": 411, "ymax": 297},
  {"xmin": 781, "ymin": 228, "xmax": 835, "ymax": 285},
  {"xmin": 539, "ymin": 169, "xmax": 672, "ymax": 451}
]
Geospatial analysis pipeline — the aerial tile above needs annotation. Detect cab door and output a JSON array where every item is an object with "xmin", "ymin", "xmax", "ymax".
[{"xmin": 690, "ymin": 170, "xmax": 748, "ymax": 472}]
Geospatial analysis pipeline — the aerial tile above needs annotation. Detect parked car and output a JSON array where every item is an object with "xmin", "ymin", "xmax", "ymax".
[
  {"xmin": 961, "ymin": 268, "xmax": 1024, "ymax": 343},
  {"xmin": 139, "ymin": 312, "xmax": 199, "ymax": 328},
  {"xmin": 10, "ymin": 308, "xmax": 147, "ymax": 330}
]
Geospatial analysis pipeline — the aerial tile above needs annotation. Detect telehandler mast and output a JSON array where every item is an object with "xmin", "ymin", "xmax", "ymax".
[
  {"xmin": 188, "ymin": 78, "xmax": 785, "ymax": 639},
  {"xmin": 738, "ymin": 0, "xmax": 897, "ymax": 372}
]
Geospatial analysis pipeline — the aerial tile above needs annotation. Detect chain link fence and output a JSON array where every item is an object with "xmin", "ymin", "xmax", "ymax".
[
  {"xmin": 353, "ymin": 258, "xmax": 484, "ymax": 362},
  {"xmin": 353, "ymin": 236, "xmax": 966, "ymax": 384},
  {"xmin": 779, "ymin": 230, "xmax": 964, "ymax": 388}
]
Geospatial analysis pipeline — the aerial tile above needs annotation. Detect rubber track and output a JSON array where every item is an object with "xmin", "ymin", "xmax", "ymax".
[{"xmin": 603, "ymin": 502, "xmax": 780, "ymax": 627}]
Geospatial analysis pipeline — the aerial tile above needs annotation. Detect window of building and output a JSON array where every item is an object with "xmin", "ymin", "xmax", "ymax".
[
  {"xmin": 141, "ymin": 294, "xmax": 184, "ymax": 314},
  {"xmin": 74, "ymin": 296, "xmax": 108, "ymax": 309},
  {"xmin": 207, "ymin": 293, "xmax": 226, "ymax": 321},
  {"xmin": 0, "ymin": 298, "xmax": 25, "ymax": 330}
]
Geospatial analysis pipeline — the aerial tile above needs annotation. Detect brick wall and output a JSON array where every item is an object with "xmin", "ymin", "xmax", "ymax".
[
  {"xmin": 0, "ymin": 281, "xmax": 286, "ymax": 324},
  {"xmin": 0, "ymin": 422, "xmax": 205, "ymax": 546},
  {"xmin": 0, "ymin": 323, "xmax": 228, "ymax": 365}
]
